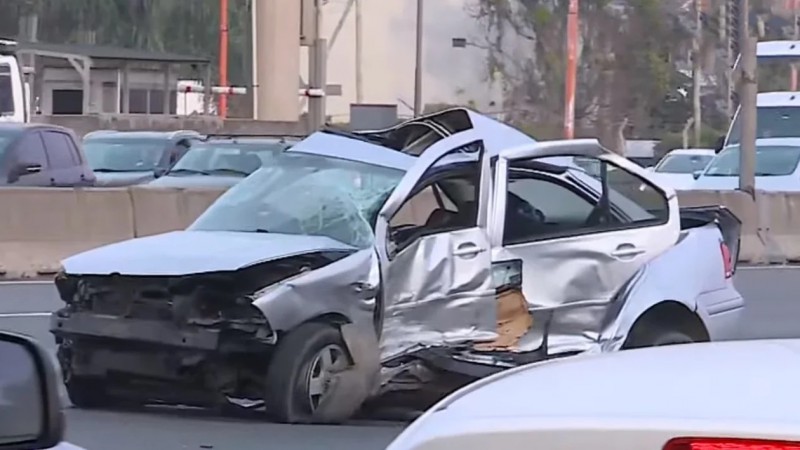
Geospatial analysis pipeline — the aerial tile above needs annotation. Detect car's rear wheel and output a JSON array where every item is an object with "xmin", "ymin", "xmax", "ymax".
[
  {"xmin": 264, "ymin": 322, "xmax": 359, "ymax": 424},
  {"xmin": 625, "ymin": 326, "xmax": 697, "ymax": 349}
]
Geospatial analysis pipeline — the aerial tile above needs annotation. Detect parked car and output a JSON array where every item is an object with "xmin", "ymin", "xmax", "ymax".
[
  {"xmin": 648, "ymin": 148, "xmax": 715, "ymax": 190},
  {"xmin": 50, "ymin": 108, "xmax": 743, "ymax": 425},
  {"xmin": 720, "ymin": 91, "xmax": 800, "ymax": 149},
  {"xmin": 83, "ymin": 130, "xmax": 202, "ymax": 186},
  {"xmin": 693, "ymin": 137, "xmax": 800, "ymax": 191},
  {"xmin": 147, "ymin": 134, "xmax": 299, "ymax": 188},
  {"xmin": 386, "ymin": 339, "xmax": 800, "ymax": 450},
  {"xmin": 0, "ymin": 123, "xmax": 95, "ymax": 187}
]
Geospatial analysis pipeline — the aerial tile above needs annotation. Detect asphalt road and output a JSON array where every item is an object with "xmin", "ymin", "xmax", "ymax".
[{"xmin": 2, "ymin": 266, "xmax": 798, "ymax": 450}]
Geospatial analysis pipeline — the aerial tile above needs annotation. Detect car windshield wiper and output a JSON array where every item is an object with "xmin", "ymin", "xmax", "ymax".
[
  {"xmin": 93, "ymin": 168, "xmax": 147, "ymax": 173},
  {"xmin": 206, "ymin": 168, "xmax": 251, "ymax": 176},
  {"xmin": 167, "ymin": 168, "xmax": 211, "ymax": 176}
]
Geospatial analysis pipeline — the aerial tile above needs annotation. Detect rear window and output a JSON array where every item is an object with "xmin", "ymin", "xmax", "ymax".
[
  {"xmin": 654, "ymin": 154, "xmax": 713, "ymax": 174},
  {"xmin": 727, "ymin": 106, "xmax": 800, "ymax": 144},
  {"xmin": 170, "ymin": 141, "xmax": 286, "ymax": 175},
  {"xmin": 704, "ymin": 145, "xmax": 800, "ymax": 177},
  {"xmin": 0, "ymin": 127, "xmax": 22, "ymax": 159},
  {"xmin": 0, "ymin": 64, "xmax": 13, "ymax": 115},
  {"xmin": 83, "ymin": 137, "xmax": 167, "ymax": 171}
]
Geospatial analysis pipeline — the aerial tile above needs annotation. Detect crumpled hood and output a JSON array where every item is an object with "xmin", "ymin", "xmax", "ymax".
[
  {"xmin": 62, "ymin": 230, "xmax": 356, "ymax": 276},
  {"xmin": 94, "ymin": 171, "xmax": 155, "ymax": 186}
]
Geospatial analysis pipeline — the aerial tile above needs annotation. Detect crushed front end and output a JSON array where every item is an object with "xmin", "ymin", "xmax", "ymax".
[{"xmin": 49, "ymin": 254, "xmax": 335, "ymax": 409}]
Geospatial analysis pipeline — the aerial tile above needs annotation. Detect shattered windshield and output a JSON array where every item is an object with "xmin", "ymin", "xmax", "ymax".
[{"xmin": 189, "ymin": 151, "xmax": 404, "ymax": 248}]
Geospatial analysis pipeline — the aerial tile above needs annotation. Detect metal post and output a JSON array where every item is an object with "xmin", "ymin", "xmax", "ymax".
[
  {"xmin": 308, "ymin": 38, "xmax": 328, "ymax": 130},
  {"xmin": 308, "ymin": 0, "xmax": 327, "ymax": 130},
  {"xmin": 162, "ymin": 63, "xmax": 171, "ymax": 114},
  {"xmin": 354, "ymin": 0, "xmax": 364, "ymax": 103},
  {"xmin": 413, "ymin": 0, "xmax": 424, "ymax": 116},
  {"xmin": 218, "ymin": 0, "xmax": 229, "ymax": 117},
  {"xmin": 692, "ymin": 0, "xmax": 702, "ymax": 147},
  {"xmin": 563, "ymin": 0, "xmax": 579, "ymax": 139},
  {"xmin": 738, "ymin": 35, "xmax": 757, "ymax": 194},
  {"xmin": 792, "ymin": 0, "xmax": 799, "ymax": 90}
]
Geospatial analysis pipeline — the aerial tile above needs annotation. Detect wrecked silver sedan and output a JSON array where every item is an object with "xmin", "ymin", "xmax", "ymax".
[{"xmin": 50, "ymin": 109, "xmax": 744, "ymax": 424}]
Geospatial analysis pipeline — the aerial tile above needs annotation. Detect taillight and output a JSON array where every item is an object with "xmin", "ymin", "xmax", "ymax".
[
  {"xmin": 720, "ymin": 241, "xmax": 733, "ymax": 279},
  {"xmin": 665, "ymin": 437, "xmax": 800, "ymax": 450}
]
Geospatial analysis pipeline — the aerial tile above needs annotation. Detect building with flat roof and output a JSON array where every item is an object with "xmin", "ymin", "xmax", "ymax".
[{"xmin": 15, "ymin": 41, "xmax": 211, "ymax": 116}]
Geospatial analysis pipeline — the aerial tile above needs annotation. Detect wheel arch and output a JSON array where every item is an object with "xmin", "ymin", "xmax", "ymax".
[{"xmin": 622, "ymin": 300, "xmax": 710, "ymax": 349}]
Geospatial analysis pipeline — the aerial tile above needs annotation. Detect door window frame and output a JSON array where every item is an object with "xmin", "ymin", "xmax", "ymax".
[{"xmin": 489, "ymin": 151, "xmax": 672, "ymax": 248}]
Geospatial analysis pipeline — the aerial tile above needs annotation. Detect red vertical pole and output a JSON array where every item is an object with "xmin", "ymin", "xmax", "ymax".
[
  {"xmin": 219, "ymin": 0, "xmax": 229, "ymax": 117},
  {"xmin": 564, "ymin": 0, "xmax": 579, "ymax": 139}
]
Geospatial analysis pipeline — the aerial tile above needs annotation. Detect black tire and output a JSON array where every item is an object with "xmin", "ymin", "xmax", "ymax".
[
  {"xmin": 64, "ymin": 376, "xmax": 113, "ymax": 409},
  {"xmin": 264, "ymin": 322, "xmax": 357, "ymax": 424},
  {"xmin": 625, "ymin": 326, "xmax": 696, "ymax": 349}
]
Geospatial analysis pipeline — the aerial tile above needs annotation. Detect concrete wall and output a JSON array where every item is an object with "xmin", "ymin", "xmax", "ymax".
[
  {"xmin": 41, "ymin": 67, "xmax": 178, "ymax": 115},
  {"xmin": 30, "ymin": 114, "xmax": 307, "ymax": 138}
]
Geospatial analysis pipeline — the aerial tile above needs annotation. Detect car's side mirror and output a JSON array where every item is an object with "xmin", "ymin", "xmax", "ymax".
[
  {"xmin": 0, "ymin": 332, "xmax": 65, "ymax": 450},
  {"xmin": 7, "ymin": 162, "xmax": 42, "ymax": 184},
  {"xmin": 153, "ymin": 167, "xmax": 168, "ymax": 178},
  {"xmin": 645, "ymin": 166, "xmax": 654, "ymax": 171},
  {"xmin": 692, "ymin": 170, "xmax": 703, "ymax": 180}
]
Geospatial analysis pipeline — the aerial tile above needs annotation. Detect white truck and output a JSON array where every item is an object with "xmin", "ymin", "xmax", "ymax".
[{"xmin": 0, "ymin": 38, "xmax": 30, "ymax": 123}]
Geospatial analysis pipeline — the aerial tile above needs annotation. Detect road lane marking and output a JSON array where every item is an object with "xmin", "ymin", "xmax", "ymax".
[
  {"xmin": 0, "ymin": 312, "xmax": 51, "ymax": 318},
  {"xmin": 0, "ymin": 280, "xmax": 54, "ymax": 285}
]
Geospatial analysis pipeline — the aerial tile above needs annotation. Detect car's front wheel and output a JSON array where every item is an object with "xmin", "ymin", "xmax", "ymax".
[
  {"xmin": 264, "ymin": 322, "xmax": 362, "ymax": 424},
  {"xmin": 64, "ymin": 376, "xmax": 114, "ymax": 408}
]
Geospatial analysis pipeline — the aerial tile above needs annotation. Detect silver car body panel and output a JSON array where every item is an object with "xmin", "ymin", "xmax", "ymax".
[{"xmin": 57, "ymin": 109, "xmax": 743, "ymax": 380}]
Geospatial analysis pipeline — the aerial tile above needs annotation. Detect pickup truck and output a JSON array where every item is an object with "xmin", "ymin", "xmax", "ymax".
[
  {"xmin": 0, "ymin": 38, "xmax": 29, "ymax": 123},
  {"xmin": 50, "ymin": 108, "xmax": 745, "ymax": 424}
]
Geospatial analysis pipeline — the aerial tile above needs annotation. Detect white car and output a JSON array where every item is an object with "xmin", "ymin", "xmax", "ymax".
[
  {"xmin": 386, "ymin": 339, "xmax": 800, "ymax": 450},
  {"xmin": 649, "ymin": 148, "xmax": 715, "ymax": 190},
  {"xmin": 693, "ymin": 137, "xmax": 800, "ymax": 191}
]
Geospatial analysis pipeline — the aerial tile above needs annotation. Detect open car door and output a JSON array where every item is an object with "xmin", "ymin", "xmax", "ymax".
[
  {"xmin": 374, "ymin": 130, "xmax": 497, "ymax": 361},
  {"xmin": 486, "ymin": 139, "xmax": 681, "ymax": 353}
]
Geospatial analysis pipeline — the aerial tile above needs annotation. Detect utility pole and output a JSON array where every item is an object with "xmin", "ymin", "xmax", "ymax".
[
  {"xmin": 564, "ymin": 0, "xmax": 579, "ymax": 139},
  {"xmin": 413, "ymin": 0, "xmax": 424, "ymax": 116},
  {"xmin": 692, "ymin": 0, "xmax": 702, "ymax": 147},
  {"xmin": 218, "ymin": 0, "xmax": 229, "ymax": 118},
  {"xmin": 738, "ymin": 0, "xmax": 756, "ymax": 194},
  {"xmin": 354, "ymin": 0, "xmax": 364, "ymax": 103},
  {"xmin": 308, "ymin": 0, "xmax": 328, "ymax": 130}
]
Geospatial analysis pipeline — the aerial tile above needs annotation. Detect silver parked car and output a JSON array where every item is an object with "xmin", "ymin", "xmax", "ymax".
[{"xmin": 49, "ymin": 108, "xmax": 744, "ymax": 424}]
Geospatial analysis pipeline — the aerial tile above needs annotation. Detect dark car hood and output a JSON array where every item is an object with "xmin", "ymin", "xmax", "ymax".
[
  {"xmin": 94, "ymin": 171, "xmax": 155, "ymax": 187},
  {"xmin": 147, "ymin": 174, "xmax": 244, "ymax": 188}
]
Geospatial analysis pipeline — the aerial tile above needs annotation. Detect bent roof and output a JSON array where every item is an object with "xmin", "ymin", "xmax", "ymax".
[{"xmin": 16, "ymin": 41, "xmax": 209, "ymax": 64}]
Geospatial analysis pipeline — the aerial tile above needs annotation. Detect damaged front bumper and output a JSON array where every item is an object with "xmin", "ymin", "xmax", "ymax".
[{"xmin": 49, "ymin": 272, "xmax": 279, "ymax": 407}]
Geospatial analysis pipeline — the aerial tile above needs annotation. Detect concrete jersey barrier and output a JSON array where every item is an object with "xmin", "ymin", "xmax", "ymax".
[
  {"xmin": 0, "ymin": 186, "xmax": 798, "ymax": 279},
  {"xmin": 677, "ymin": 190, "xmax": 800, "ymax": 265},
  {"xmin": 0, "ymin": 186, "xmax": 226, "ymax": 279}
]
